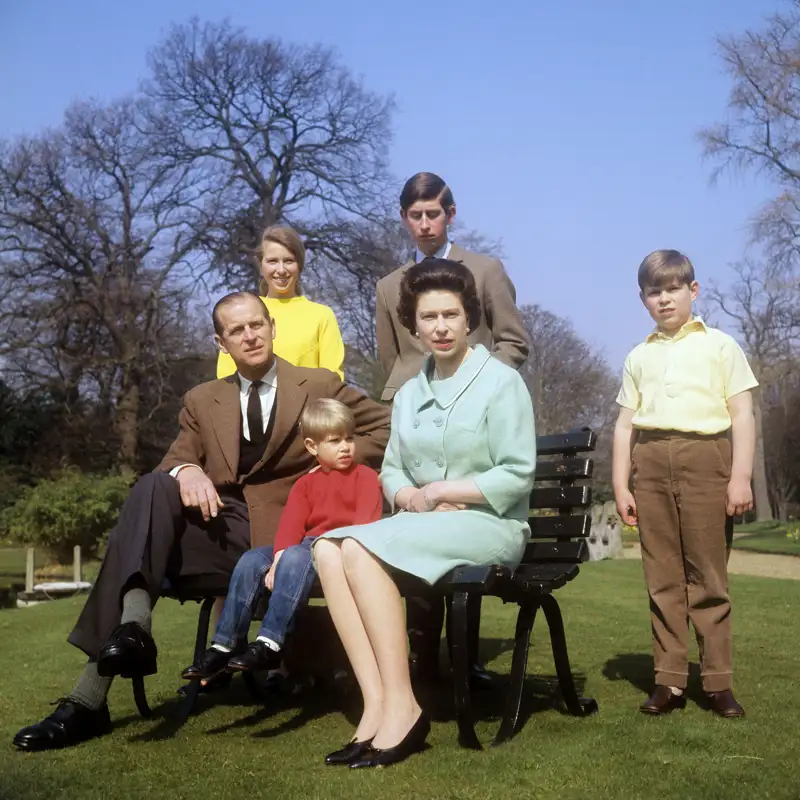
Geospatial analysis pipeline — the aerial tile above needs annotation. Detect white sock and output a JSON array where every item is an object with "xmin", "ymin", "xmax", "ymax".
[
  {"xmin": 669, "ymin": 686, "xmax": 684, "ymax": 696},
  {"xmin": 256, "ymin": 636, "xmax": 281, "ymax": 652},
  {"xmin": 211, "ymin": 643, "xmax": 231, "ymax": 653}
]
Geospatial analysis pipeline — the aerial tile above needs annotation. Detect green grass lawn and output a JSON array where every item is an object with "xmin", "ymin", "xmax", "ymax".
[
  {"xmin": 0, "ymin": 561, "xmax": 798, "ymax": 800},
  {"xmin": 732, "ymin": 521, "xmax": 800, "ymax": 557}
]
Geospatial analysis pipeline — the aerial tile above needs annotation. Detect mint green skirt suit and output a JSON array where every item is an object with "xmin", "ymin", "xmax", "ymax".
[{"xmin": 315, "ymin": 345, "xmax": 536, "ymax": 584}]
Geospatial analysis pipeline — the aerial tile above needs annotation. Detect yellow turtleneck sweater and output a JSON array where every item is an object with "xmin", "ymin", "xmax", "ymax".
[{"xmin": 217, "ymin": 295, "xmax": 345, "ymax": 379}]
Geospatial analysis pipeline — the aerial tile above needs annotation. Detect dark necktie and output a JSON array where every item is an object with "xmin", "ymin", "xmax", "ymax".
[{"xmin": 247, "ymin": 381, "xmax": 264, "ymax": 442}]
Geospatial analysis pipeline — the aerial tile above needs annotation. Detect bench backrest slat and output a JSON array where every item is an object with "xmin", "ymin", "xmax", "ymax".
[
  {"xmin": 525, "ymin": 428, "xmax": 597, "ymax": 568},
  {"xmin": 536, "ymin": 430, "xmax": 597, "ymax": 456},
  {"xmin": 528, "ymin": 514, "xmax": 591, "ymax": 539},
  {"xmin": 522, "ymin": 540, "xmax": 588, "ymax": 563},
  {"xmin": 534, "ymin": 457, "xmax": 593, "ymax": 481},
  {"xmin": 530, "ymin": 485, "xmax": 592, "ymax": 510}
]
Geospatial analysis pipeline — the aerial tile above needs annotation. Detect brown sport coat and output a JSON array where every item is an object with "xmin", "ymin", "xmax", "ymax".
[
  {"xmin": 156, "ymin": 357, "xmax": 390, "ymax": 548},
  {"xmin": 375, "ymin": 243, "xmax": 531, "ymax": 401}
]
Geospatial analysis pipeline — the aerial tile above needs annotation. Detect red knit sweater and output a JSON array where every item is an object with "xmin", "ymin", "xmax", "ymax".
[{"xmin": 272, "ymin": 464, "xmax": 383, "ymax": 554}]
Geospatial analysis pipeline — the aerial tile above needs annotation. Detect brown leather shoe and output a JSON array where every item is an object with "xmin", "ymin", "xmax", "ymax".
[
  {"xmin": 706, "ymin": 690, "xmax": 745, "ymax": 718},
  {"xmin": 639, "ymin": 685, "xmax": 687, "ymax": 715}
]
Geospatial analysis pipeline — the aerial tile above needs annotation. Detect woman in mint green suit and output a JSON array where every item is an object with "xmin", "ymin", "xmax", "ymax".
[{"xmin": 314, "ymin": 259, "xmax": 536, "ymax": 769}]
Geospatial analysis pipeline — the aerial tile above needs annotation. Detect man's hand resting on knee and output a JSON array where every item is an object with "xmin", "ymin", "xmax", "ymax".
[{"xmin": 176, "ymin": 466, "xmax": 225, "ymax": 520}]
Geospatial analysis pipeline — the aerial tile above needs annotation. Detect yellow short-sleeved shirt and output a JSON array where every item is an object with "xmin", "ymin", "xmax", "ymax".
[{"xmin": 616, "ymin": 317, "xmax": 758, "ymax": 435}]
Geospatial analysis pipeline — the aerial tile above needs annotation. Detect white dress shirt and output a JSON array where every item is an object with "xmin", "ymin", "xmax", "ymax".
[
  {"xmin": 415, "ymin": 239, "xmax": 452, "ymax": 263},
  {"xmin": 238, "ymin": 362, "xmax": 278, "ymax": 441},
  {"xmin": 169, "ymin": 362, "xmax": 278, "ymax": 477}
]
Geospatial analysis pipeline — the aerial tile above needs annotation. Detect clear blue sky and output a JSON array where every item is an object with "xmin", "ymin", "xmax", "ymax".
[{"xmin": 0, "ymin": 0, "xmax": 779, "ymax": 368}]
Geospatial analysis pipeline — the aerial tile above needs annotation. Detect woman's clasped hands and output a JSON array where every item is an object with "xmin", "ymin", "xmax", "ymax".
[{"xmin": 404, "ymin": 481, "xmax": 466, "ymax": 513}]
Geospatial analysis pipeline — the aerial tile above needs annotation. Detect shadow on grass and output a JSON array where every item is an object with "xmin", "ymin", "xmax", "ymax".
[
  {"xmin": 123, "ymin": 674, "xmax": 318, "ymax": 743},
  {"xmin": 603, "ymin": 652, "xmax": 710, "ymax": 707},
  {"xmin": 124, "ymin": 651, "xmax": 588, "ymax": 746}
]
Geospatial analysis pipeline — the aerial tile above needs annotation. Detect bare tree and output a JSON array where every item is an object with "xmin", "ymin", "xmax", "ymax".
[
  {"xmin": 0, "ymin": 97, "xmax": 214, "ymax": 469},
  {"xmin": 699, "ymin": 3, "xmax": 800, "ymax": 520},
  {"xmin": 143, "ymin": 19, "xmax": 396, "ymax": 293},
  {"xmin": 762, "ymin": 374, "xmax": 800, "ymax": 520},
  {"xmin": 519, "ymin": 304, "xmax": 618, "ymax": 497},
  {"xmin": 704, "ymin": 262, "xmax": 799, "ymax": 520}
]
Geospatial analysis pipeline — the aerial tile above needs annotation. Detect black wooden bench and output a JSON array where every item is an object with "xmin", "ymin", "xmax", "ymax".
[{"xmin": 129, "ymin": 428, "xmax": 599, "ymax": 748}]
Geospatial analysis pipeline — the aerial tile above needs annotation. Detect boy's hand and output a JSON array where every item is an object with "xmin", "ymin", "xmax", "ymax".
[
  {"xmin": 264, "ymin": 550, "xmax": 284, "ymax": 592},
  {"xmin": 726, "ymin": 477, "xmax": 753, "ymax": 517},
  {"xmin": 615, "ymin": 489, "xmax": 638, "ymax": 526}
]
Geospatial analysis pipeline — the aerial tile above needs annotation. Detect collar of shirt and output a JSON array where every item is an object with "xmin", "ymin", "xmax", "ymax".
[
  {"xmin": 415, "ymin": 240, "xmax": 452, "ymax": 263},
  {"xmin": 237, "ymin": 362, "xmax": 278, "ymax": 440},
  {"xmin": 238, "ymin": 361, "xmax": 278, "ymax": 395},
  {"xmin": 645, "ymin": 315, "xmax": 707, "ymax": 344}
]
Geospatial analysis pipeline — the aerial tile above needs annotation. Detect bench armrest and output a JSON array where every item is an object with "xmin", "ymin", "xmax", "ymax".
[{"xmin": 437, "ymin": 564, "xmax": 513, "ymax": 593}]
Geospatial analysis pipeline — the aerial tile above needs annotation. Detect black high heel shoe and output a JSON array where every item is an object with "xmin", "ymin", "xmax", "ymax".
[
  {"xmin": 349, "ymin": 713, "xmax": 430, "ymax": 769},
  {"xmin": 324, "ymin": 737, "xmax": 374, "ymax": 766}
]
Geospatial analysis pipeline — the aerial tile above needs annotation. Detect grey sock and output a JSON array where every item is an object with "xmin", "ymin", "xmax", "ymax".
[
  {"xmin": 121, "ymin": 587, "xmax": 152, "ymax": 634},
  {"xmin": 67, "ymin": 662, "xmax": 112, "ymax": 711}
]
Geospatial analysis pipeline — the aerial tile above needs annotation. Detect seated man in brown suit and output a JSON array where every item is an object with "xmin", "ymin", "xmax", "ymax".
[
  {"xmin": 375, "ymin": 172, "xmax": 531, "ymax": 686},
  {"xmin": 13, "ymin": 291, "xmax": 390, "ymax": 752}
]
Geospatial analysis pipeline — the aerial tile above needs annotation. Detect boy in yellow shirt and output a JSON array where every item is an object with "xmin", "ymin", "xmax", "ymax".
[{"xmin": 612, "ymin": 249, "xmax": 757, "ymax": 718}]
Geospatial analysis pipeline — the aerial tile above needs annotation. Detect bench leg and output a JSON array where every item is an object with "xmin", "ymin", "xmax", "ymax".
[
  {"xmin": 175, "ymin": 596, "xmax": 216, "ymax": 722},
  {"xmin": 540, "ymin": 594, "xmax": 598, "ymax": 717},
  {"xmin": 492, "ymin": 599, "xmax": 540, "ymax": 746},
  {"xmin": 132, "ymin": 676, "xmax": 153, "ymax": 718},
  {"xmin": 450, "ymin": 590, "xmax": 483, "ymax": 750}
]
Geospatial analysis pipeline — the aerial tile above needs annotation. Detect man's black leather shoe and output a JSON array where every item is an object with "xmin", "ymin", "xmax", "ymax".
[
  {"xmin": 97, "ymin": 622, "xmax": 157, "ymax": 678},
  {"xmin": 227, "ymin": 640, "xmax": 282, "ymax": 673},
  {"xmin": 13, "ymin": 699, "xmax": 111, "ymax": 752},
  {"xmin": 181, "ymin": 646, "xmax": 241, "ymax": 682}
]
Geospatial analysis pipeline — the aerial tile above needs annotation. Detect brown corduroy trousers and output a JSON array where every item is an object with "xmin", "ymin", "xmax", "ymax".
[{"xmin": 632, "ymin": 430, "xmax": 734, "ymax": 692}]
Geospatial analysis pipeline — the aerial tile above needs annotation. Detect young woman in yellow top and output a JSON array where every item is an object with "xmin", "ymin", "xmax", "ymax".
[{"xmin": 216, "ymin": 225, "xmax": 345, "ymax": 379}]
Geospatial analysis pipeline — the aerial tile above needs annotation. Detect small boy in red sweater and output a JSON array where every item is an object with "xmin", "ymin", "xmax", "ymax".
[{"xmin": 182, "ymin": 398, "xmax": 383, "ymax": 681}]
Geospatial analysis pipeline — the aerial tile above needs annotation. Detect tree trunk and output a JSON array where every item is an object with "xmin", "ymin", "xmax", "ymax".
[
  {"xmin": 751, "ymin": 390, "xmax": 773, "ymax": 521},
  {"xmin": 115, "ymin": 364, "xmax": 141, "ymax": 471}
]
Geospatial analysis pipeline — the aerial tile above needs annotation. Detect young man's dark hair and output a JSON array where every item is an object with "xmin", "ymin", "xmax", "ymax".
[{"xmin": 399, "ymin": 172, "xmax": 455, "ymax": 213}]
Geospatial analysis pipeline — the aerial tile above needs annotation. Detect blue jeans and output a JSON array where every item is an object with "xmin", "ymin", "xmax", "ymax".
[{"xmin": 212, "ymin": 537, "xmax": 317, "ymax": 649}]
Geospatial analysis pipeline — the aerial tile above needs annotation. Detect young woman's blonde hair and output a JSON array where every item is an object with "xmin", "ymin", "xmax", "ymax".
[
  {"xmin": 257, "ymin": 225, "xmax": 306, "ymax": 296},
  {"xmin": 300, "ymin": 398, "xmax": 355, "ymax": 443},
  {"xmin": 637, "ymin": 249, "xmax": 696, "ymax": 292}
]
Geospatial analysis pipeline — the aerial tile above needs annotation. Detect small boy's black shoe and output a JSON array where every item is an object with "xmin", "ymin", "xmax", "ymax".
[
  {"xmin": 639, "ymin": 685, "xmax": 686, "ymax": 715},
  {"xmin": 181, "ymin": 646, "xmax": 241, "ymax": 681},
  {"xmin": 227, "ymin": 640, "xmax": 282, "ymax": 673}
]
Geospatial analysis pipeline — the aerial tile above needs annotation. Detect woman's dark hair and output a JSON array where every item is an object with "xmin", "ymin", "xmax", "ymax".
[
  {"xmin": 397, "ymin": 258, "xmax": 481, "ymax": 335},
  {"xmin": 399, "ymin": 172, "xmax": 455, "ymax": 212}
]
